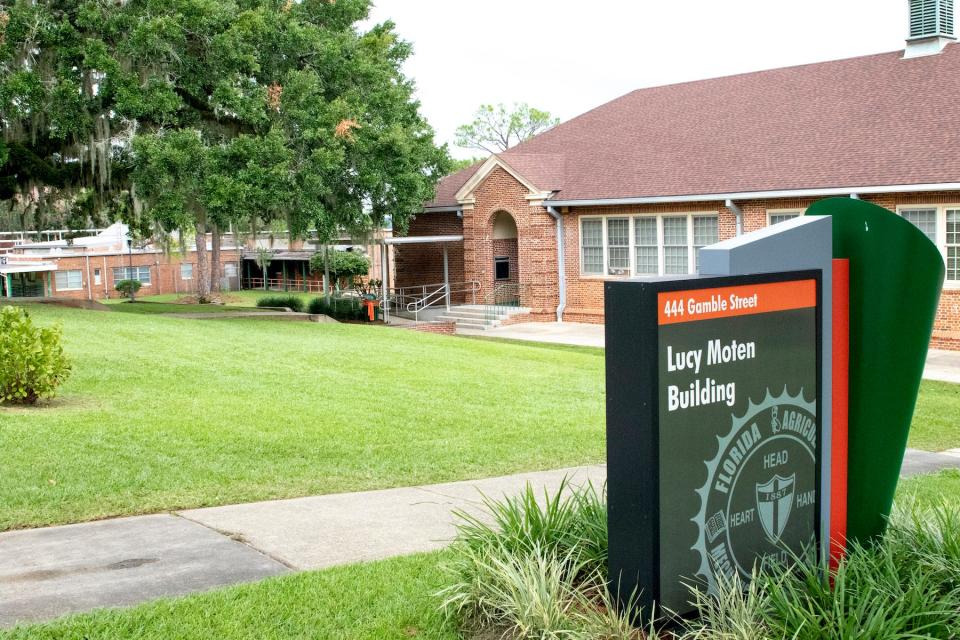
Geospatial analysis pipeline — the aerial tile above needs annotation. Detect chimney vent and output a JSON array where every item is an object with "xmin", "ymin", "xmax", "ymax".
[{"xmin": 905, "ymin": 0, "xmax": 956, "ymax": 57}]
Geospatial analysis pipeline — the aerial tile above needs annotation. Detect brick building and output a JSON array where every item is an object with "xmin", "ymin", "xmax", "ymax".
[
  {"xmin": 395, "ymin": 12, "xmax": 960, "ymax": 349},
  {"xmin": 1, "ymin": 224, "xmax": 241, "ymax": 300}
]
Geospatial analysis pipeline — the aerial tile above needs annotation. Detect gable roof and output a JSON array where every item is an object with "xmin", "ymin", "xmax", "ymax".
[{"xmin": 426, "ymin": 44, "xmax": 960, "ymax": 208}]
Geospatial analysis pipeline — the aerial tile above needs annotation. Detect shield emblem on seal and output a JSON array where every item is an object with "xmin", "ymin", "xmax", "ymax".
[{"xmin": 756, "ymin": 474, "xmax": 796, "ymax": 542}]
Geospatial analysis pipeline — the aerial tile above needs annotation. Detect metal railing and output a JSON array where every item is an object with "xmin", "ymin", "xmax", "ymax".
[
  {"xmin": 383, "ymin": 280, "xmax": 479, "ymax": 322},
  {"xmin": 243, "ymin": 277, "xmax": 326, "ymax": 293},
  {"xmin": 481, "ymin": 282, "xmax": 530, "ymax": 322}
]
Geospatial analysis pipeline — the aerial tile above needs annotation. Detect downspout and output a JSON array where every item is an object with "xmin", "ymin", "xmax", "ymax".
[
  {"xmin": 545, "ymin": 205, "xmax": 567, "ymax": 322},
  {"xmin": 85, "ymin": 255, "xmax": 92, "ymax": 301},
  {"xmin": 725, "ymin": 199, "xmax": 744, "ymax": 236}
]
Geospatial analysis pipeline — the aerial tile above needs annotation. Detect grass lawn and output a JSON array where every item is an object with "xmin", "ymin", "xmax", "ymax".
[
  {"xmin": 4, "ymin": 471, "xmax": 957, "ymax": 640},
  {"xmin": 905, "ymin": 379, "xmax": 960, "ymax": 451},
  {"xmin": 0, "ymin": 552, "xmax": 456, "ymax": 640},
  {"xmin": 0, "ymin": 304, "xmax": 606, "ymax": 530}
]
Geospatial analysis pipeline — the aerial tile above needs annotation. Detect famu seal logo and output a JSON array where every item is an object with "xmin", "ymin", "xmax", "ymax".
[{"xmin": 692, "ymin": 388, "xmax": 817, "ymax": 594}]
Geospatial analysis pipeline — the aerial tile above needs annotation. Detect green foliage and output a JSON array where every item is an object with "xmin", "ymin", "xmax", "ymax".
[
  {"xmin": 0, "ymin": 306, "xmax": 71, "ymax": 405},
  {"xmin": 439, "ymin": 480, "xmax": 611, "ymax": 638},
  {"xmin": 255, "ymin": 295, "xmax": 304, "ymax": 312},
  {"xmin": 114, "ymin": 279, "xmax": 142, "ymax": 299},
  {"xmin": 448, "ymin": 156, "xmax": 486, "ymax": 172},
  {"xmin": 454, "ymin": 103, "xmax": 559, "ymax": 154},
  {"xmin": 307, "ymin": 296, "xmax": 365, "ymax": 320},
  {"xmin": 308, "ymin": 250, "xmax": 370, "ymax": 287},
  {"xmin": 441, "ymin": 481, "xmax": 960, "ymax": 640}
]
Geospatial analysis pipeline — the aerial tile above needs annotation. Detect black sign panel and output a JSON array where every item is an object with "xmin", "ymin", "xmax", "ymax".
[{"xmin": 604, "ymin": 271, "xmax": 822, "ymax": 618}]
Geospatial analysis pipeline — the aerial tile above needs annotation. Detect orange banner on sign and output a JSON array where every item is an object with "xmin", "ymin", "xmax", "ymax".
[{"xmin": 657, "ymin": 279, "xmax": 816, "ymax": 325}]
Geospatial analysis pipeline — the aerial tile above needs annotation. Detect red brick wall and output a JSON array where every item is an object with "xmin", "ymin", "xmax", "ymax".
[
  {"xmin": 393, "ymin": 213, "xmax": 466, "ymax": 302},
  {"xmin": 464, "ymin": 167, "xmax": 559, "ymax": 319},
  {"xmin": 30, "ymin": 249, "xmax": 241, "ymax": 300},
  {"xmin": 406, "ymin": 321, "xmax": 457, "ymax": 335},
  {"xmin": 395, "ymin": 170, "xmax": 960, "ymax": 348}
]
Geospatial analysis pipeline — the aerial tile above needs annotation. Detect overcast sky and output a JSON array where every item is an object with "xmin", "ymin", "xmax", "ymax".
[{"xmin": 364, "ymin": 0, "xmax": 910, "ymax": 159}]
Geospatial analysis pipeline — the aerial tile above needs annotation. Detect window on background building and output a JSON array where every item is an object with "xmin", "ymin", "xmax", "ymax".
[
  {"xmin": 693, "ymin": 215, "xmax": 719, "ymax": 271},
  {"xmin": 769, "ymin": 211, "xmax": 802, "ymax": 225},
  {"xmin": 54, "ymin": 270, "xmax": 83, "ymax": 290},
  {"xmin": 581, "ymin": 219, "xmax": 604, "ymax": 275},
  {"xmin": 580, "ymin": 213, "xmax": 718, "ymax": 277},
  {"xmin": 634, "ymin": 217, "xmax": 658, "ymax": 275},
  {"xmin": 663, "ymin": 216, "xmax": 689, "ymax": 275},
  {"xmin": 900, "ymin": 208, "xmax": 938, "ymax": 243},
  {"xmin": 181, "ymin": 263, "xmax": 193, "ymax": 280},
  {"xmin": 948, "ymin": 209, "xmax": 959, "ymax": 282},
  {"xmin": 898, "ymin": 205, "xmax": 960, "ymax": 284},
  {"xmin": 607, "ymin": 218, "xmax": 630, "ymax": 275},
  {"xmin": 112, "ymin": 266, "xmax": 151, "ymax": 285},
  {"xmin": 94, "ymin": 268, "xmax": 101, "ymax": 285},
  {"xmin": 224, "ymin": 263, "xmax": 238, "ymax": 278}
]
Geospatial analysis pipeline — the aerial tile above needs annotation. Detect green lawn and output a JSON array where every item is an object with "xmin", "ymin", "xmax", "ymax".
[
  {"xmin": 5, "ymin": 471, "xmax": 958, "ymax": 640},
  {"xmin": 906, "ymin": 380, "xmax": 960, "ymax": 452},
  {"xmin": 0, "ymin": 304, "xmax": 605, "ymax": 530},
  {"xmin": 0, "ymin": 552, "xmax": 456, "ymax": 640}
]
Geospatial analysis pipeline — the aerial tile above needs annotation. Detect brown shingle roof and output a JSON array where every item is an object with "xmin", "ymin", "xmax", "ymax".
[{"xmin": 427, "ymin": 45, "xmax": 960, "ymax": 207}]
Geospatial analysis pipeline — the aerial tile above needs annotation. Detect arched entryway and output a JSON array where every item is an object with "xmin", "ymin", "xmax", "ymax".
[{"xmin": 491, "ymin": 210, "xmax": 519, "ymax": 288}]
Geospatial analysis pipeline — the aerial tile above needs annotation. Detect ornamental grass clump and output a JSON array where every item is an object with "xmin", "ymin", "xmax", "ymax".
[
  {"xmin": 440, "ymin": 481, "xmax": 960, "ymax": 640},
  {"xmin": 0, "ymin": 306, "xmax": 72, "ymax": 405}
]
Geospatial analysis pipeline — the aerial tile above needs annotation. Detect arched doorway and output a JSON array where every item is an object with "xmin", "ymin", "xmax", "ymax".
[{"xmin": 491, "ymin": 211, "xmax": 519, "ymax": 288}]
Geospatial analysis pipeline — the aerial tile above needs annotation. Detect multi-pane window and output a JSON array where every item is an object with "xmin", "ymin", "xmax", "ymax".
[
  {"xmin": 634, "ymin": 217, "xmax": 658, "ymax": 275},
  {"xmin": 581, "ymin": 219, "xmax": 604, "ymax": 275},
  {"xmin": 770, "ymin": 211, "xmax": 801, "ymax": 225},
  {"xmin": 112, "ymin": 266, "xmax": 151, "ymax": 285},
  {"xmin": 55, "ymin": 270, "xmax": 82, "ymax": 290},
  {"xmin": 581, "ymin": 214, "xmax": 718, "ymax": 277},
  {"xmin": 606, "ymin": 218, "xmax": 630, "ymax": 275},
  {"xmin": 900, "ymin": 208, "xmax": 938, "ymax": 243},
  {"xmin": 693, "ymin": 216, "xmax": 719, "ymax": 271},
  {"xmin": 663, "ymin": 216, "xmax": 689, "ymax": 275},
  {"xmin": 181, "ymin": 263, "xmax": 193, "ymax": 280},
  {"xmin": 224, "ymin": 263, "xmax": 238, "ymax": 278},
  {"xmin": 948, "ymin": 209, "xmax": 959, "ymax": 282}
]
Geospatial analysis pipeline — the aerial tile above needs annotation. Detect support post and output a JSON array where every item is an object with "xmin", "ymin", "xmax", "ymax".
[
  {"xmin": 302, "ymin": 262, "xmax": 307, "ymax": 292},
  {"xmin": 282, "ymin": 262, "xmax": 288, "ymax": 291},
  {"xmin": 443, "ymin": 243, "xmax": 451, "ymax": 311},
  {"xmin": 380, "ymin": 243, "xmax": 389, "ymax": 322},
  {"xmin": 5, "ymin": 273, "xmax": 11, "ymax": 298}
]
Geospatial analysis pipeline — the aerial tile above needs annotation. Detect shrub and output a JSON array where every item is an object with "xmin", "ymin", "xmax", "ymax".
[
  {"xmin": 0, "ymin": 306, "xmax": 72, "ymax": 405},
  {"xmin": 114, "ymin": 279, "xmax": 141, "ymax": 299},
  {"xmin": 307, "ymin": 296, "xmax": 364, "ymax": 320},
  {"xmin": 255, "ymin": 295, "xmax": 304, "ymax": 312},
  {"xmin": 308, "ymin": 250, "xmax": 370, "ymax": 288}
]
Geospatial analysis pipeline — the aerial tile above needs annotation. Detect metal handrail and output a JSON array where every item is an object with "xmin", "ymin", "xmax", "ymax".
[
  {"xmin": 481, "ymin": 282, "xmax": 530, "ymax": 321},
  {"xmin": 382, "ymin": 280, "xmax": 480, "ymax": 322}
]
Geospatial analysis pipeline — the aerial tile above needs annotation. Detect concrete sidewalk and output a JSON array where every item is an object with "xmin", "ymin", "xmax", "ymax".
[
  {"xmin": 467, "ymin": 322, "xmax": 960, "ymax": 383},
  {"xmin": 0, "ymin": 465, "xmax": 604, "ymax": 628},
  {"xmin": 2, "ymin": 451, "xmax": 958, "ymax": 628}
]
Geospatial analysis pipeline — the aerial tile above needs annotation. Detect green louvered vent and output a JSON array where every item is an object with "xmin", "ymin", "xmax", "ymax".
[{"xmin": 910, "ymin": 0, "xmax": 954, "ymax": 37}]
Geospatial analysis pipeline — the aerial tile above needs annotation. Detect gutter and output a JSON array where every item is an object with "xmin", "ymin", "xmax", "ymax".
[
  {"xmin": 543, "ymin": 182, "xmax": 960, "ymax": 208},
  {"xmin": 545, "ymin": 205, "xmax": 567, "ymax": 322},
  {"xmin": 725, "ymin": 199, "xmax": 744, "ymax": 236}
]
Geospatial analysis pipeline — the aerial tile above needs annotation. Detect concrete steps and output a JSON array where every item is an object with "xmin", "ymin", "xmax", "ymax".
[{"xmin": 435, "ymin": 305, "xmax": 530, "ymax": 331}]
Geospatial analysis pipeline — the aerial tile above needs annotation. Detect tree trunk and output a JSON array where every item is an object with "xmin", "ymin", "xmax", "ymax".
[
  {"xmin": 194, "ymin": 222, "xmax": 212, "ymax": 303},
  {"xmin": 324, "ymin": 244, "xmax": 331, "ymax": 300},
  {"xmin": 210, "ymin": 224, "xmax": 222, "ymax": 296}
]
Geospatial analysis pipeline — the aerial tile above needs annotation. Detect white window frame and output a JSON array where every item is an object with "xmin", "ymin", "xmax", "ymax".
[
  {"xmin": 767, "ymin": 209, "xmax": 805, "ymax": 226},
  {"xmin": 578, "ymin": 213, "xmax": 718, "ymax": 278},
  {"xmin": 112, "ymin": 265, "xmax": 152, "ymax": 287},
  {"xmin": 897, "ymin": 204, "xmax": 960, "ymax": 287},
  {"xmin": 181, "ymin": 263, "xmax": 193, "ymax": 280},
  {"xmin": 54, "ymin": 269, "xmax": 83, "ymax": 291}
]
